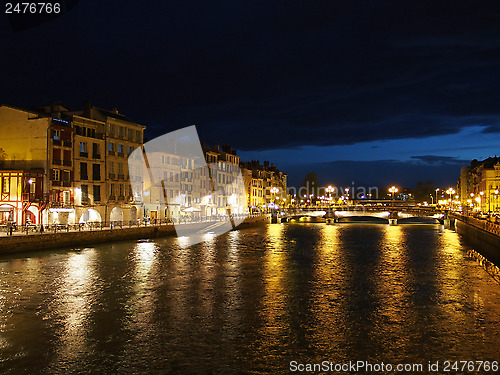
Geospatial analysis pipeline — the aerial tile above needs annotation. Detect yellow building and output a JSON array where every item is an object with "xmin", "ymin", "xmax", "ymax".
[{"xmin": 460, "ymin": 157, "xmax": 500, "ymax": 212}]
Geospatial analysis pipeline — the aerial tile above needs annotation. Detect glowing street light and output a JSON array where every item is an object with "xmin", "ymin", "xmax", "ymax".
[{"xmin": 389, "ymin": 186, "xmax": 398, "ymax": 208}]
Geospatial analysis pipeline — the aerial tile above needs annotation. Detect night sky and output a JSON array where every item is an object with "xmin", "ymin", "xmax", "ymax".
[{"xmin": 2, "ymin": 0, "xmax": 500, "ymax": 189}]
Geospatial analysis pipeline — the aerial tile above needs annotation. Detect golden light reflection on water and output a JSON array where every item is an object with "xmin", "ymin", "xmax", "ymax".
[
  {"xmin": 52, "ymin": 249, "xmax": 98, "ymax": 365},
  {"xmin": 376, "ymin": 225, "xmax": 413, "ymax": 356},
  {"xmin": 124, "ymin": 241, "xmax": 160, "ymax": 342},
  {"xmin": 260, "ymin": 224, "xmax": 289, "ymax": 351},
  {"xmin": 309, "ymin": 225, "xmax": 345, "ymax": 355}
]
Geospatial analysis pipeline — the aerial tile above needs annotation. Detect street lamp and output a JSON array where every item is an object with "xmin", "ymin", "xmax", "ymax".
[
  {"xmin": 435, "ymin": 188, "xmax": 440, "ymax": 205},
  {"xmin": 326, "ymin": 185, "xmax": 334, "ymax": 203},
  {"xmin": 495, "ymin": 190, "xmax": 499, "ymax": 212},
  {"xmin": 270, "ymin": 187, "xmax": 279, "ymax": 207},
  {"xmin": 389, "ymin": 186, "xmax": 398, "ymax": 208},
  {"xmin": 446, "ymin": 188, "xmax": 456, "ymax": 210}
]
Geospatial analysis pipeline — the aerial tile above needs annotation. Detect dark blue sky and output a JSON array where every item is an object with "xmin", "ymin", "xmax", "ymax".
[{"xmin": 2, "ymin": 0, "xmax": 500, "ymax": 188}]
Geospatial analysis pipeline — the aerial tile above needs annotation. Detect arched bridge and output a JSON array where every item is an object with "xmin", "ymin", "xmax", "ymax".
[{"xmin": 283, "ymin": 206, "xmax": 447, "ymax": 225}]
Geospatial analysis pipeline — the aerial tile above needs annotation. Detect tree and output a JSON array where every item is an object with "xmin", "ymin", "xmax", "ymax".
[{"xmin": 413, "ymin": 180, "xmax": 437, "ymax": 203}]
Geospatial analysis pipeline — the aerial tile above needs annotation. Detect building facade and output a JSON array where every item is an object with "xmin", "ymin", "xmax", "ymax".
[{"xmin": 460, "ymin": 157, "xmax": 500, "ymax": 212}]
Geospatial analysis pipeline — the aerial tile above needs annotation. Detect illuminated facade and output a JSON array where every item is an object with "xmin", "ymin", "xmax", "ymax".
[
  {"xmin": 460, "ymin": 157, "xmax": 500, "ymax": 212},
  {"xmin": 0, "ymin": 170, "xmax": 45, "ymax": 225},
  {"xmin": 0, "ymin": 103, "xmax": 145, "ymax": 226}
]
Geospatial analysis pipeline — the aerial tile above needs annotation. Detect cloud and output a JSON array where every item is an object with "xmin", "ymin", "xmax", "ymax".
[{"xmin": 410, "ymin": 155, "xmax": 470, "ymax": 166}]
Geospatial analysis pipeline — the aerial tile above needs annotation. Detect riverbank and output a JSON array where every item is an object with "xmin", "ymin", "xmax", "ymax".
[
  {"xmin": 0, "ymin": 214, "xmax": 270, "ymax": 255},
  {"xmin": 454, "ymin": 214, "xmax": 500, "ymax": 274}
]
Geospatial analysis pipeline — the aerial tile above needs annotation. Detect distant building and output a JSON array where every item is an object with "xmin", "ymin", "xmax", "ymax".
[
  {"xmin": 460, "ymin": 157, "xmax": 500, "ymax": 212},
  {"xmin": 240, "ymin": 160, "xmax": 288, "ymax": 212}
]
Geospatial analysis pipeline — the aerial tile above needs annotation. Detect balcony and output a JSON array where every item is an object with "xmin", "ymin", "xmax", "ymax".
[
  {"xmin": 117, "ymin": 174, "xmax": 125, "ymax": 180},
  {"xmin": 63, "ymin": 160, "xmax": 72, "ymax": 166},
  {"xmin": 92, "ymin": 153, "xmax": 101, "ymax": 159},
  {"xmin": 22, "ymin": 193, "xmax": 40, "ymax": 202},
  {"xmin": 52, "ymin": 159, "xmax": 62, "ymax": 165},
  {"xmin": 108, "ymin": 173, "xmax": 116, "ymax": 180},
  {"xmin": 51, "ymin": 180, "xmax": 61, "ymax": 187},
  {"xmin": 52, "ymin": 139, "xmax": 62, "ymax": 146},
  {"xmin": 118, "ymin": 195, "xmax": 125, "ymax": 201},
  {"xmin": 62, "ymin": 181, "xmax": 72, "ymax": 187},
  {"xmin": 50, "ymin": 201, "xmax": 73, "ymax": 208},
  {"xmin": 80, "ymin": 152, "xmax": 88, "ymax": 158},
  {"xmin": 109, "ymin": 195, "xmax": 116, "ymax": 201},
  {"xmin": 108, "ymin": 151, "xmax": 116, "ymax": 156},
  {"xmin": 63, "ymin": 140, "xmax": 72, "ymax": 148}
]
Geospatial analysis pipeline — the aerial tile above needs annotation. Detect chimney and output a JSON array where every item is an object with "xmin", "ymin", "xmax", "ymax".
[{"xmin": 84, "ymin": 100, "xmax": 91, "ymax": 117}]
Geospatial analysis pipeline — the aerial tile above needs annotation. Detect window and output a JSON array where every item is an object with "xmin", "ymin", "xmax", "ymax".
[
  {"xmin": 117, "ymin": 144, "xmax": 123, "ymax": 154},
  {"xmin": 128, "ymin": 146, "xmax": 132, "ymax": 155},
  {"xmin": 53, "ymin": 129, "xmax": 60, "ymax": 141},
  {"xmin": 92, "ymin": 143, "xmax": 99, "ymax": 156},
  {"xmin": 52, "ymin": 148, "xmax": 61, "ymax": 162},
  {"xmin": 80, "ymin": 142, "xmax": 87, "ymax": 153},
  {"xmin": 92, "ymin": 164, "xmax": 101, "ymax": 181},
  {"xmin": 81, "ymin": 184, "xmax": 88, "ymax": 200},
  {"xmin": 108, "ymin": 142, "xmax": 114, "ymax": 152},
  {"xmin": 109, "ymin": 161, "xmax": 114, "ymax": 172},
  {"xmin": 80, "ymin": 162, "xmax": 88, "ymax": 180},
  {"xmin": 29, "ymin": 178, "xmax": 36, "ymax": 194},
  {"xmin": 63, "ymin": 150, "xmax": 71, "ymax": 162},
  {"xmin": 1, "ymin": 176, "xmax": 9, "ymax": 193},
  {"xmin": 93, "ymin": 185, "xmax": 101, "ymax": 202},
  {"xmin": 117, "ymin": 162, "xmax": 123, "ymax": 175},
  {"xmin": 63, "ymin": 191, "xmax": 71, "ymax": 205},
  {"xmin": 63, "ymin": 171, "xmax": 70, "ymax": 182},
  {"xmin": 52, "ymin": 169, "xmax": 60, "ymax": 181}
]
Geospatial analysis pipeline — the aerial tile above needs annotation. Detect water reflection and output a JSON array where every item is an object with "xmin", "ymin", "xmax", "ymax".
[
  {"xmin": 0, "ymin": 224, "xmax": 499, "ymax": 374},
  {"xmin": 49, "ymin": 249, "xmax": 99, "ymax": 371}
]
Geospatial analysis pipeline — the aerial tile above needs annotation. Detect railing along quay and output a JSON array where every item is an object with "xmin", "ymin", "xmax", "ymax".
[{"xmin": 0, "ymin": 213, "xmax": 258, "ymax": 237}]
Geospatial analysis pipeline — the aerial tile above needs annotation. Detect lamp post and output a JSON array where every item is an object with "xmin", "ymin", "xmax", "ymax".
[
  {"xmin": 495, "ymin": 190, "xmax": 499, "ymax": 212},
  {"xmin": 435, "ymin": 188, "xmax": 440, "ymax": 206},
  {"xmin": 389, "ymin": 186, "xmax": 398, "ymax": 208},
  {"xmin": 326, "ymin": 185, "xmax": 334, "ymax": 205},
  {"xmin": 270, "ymin": 187, "xmax": 279, "ymax": 209},
  {"xmin": 446, "ymin": 188, "xmax": 455, "ymax": 210}
]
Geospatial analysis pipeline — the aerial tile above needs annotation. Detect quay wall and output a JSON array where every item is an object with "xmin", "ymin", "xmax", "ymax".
[
  {"xmin": 454, "ymin": 215, "xmax": 500, "ymax": 269},
  {"xmin": 0, "ymin": 215, "xmax": 270, "ymax": 255}
]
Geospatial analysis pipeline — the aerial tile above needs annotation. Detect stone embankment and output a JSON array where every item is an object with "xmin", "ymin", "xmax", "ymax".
[{"xmin": 0, "ymin": 215, "xmax": 270, "ymax": 255}]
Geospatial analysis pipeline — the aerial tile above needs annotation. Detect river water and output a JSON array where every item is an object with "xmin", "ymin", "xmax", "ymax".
[{"xmin": 0, "ymin": 223, "xmax": 499, "ymax": 374}]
